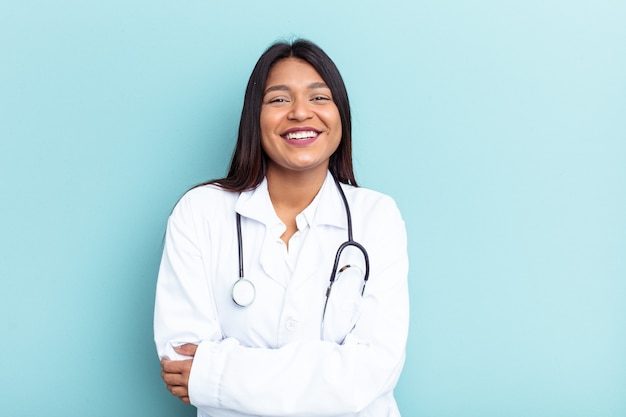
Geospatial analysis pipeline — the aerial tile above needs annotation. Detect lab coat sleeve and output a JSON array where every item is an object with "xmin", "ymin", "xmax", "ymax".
[
  {"xmin": 188, "ymin": 195, "xmax": 409, "ymax": 416},
  {"xmin": 154, "ymin": 191, "xmax": 222, "ymax": 360}
]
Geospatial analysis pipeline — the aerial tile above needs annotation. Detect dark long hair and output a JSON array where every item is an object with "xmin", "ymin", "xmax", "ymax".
[{"xmin": 204, "ymin": 39, "xmax": 357, "ymax": 191}]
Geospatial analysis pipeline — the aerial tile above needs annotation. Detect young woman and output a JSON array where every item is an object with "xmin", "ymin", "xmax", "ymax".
[{"xmin": 155, "ymin": 39, "xmax": 409, "ymax": 417}]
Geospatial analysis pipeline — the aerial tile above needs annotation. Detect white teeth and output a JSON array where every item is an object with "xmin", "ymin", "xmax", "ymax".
[{"xmin": 284, "ymin": 131, "xmax": 318, "ymax": 140}]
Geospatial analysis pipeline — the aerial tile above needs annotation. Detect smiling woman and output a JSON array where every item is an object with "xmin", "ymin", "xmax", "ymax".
[
  {"xmin": 154, "ymin": 39, "xmax": 409, "ymax": 417},
  {"xmin": 260, "ymin": 59, "xmax": 342, "ymax": 174},
  {"xmin": 260, "ymin": 60, "xmax": 342, "ymax": 172}
]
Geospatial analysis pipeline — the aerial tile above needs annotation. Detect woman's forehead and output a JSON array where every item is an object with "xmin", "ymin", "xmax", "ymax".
[{"xmin": 265, "ymin": 58, "xmax": 325, "ymax": 87}]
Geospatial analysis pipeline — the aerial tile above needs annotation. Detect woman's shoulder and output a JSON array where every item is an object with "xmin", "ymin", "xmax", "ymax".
[
  {"xmin": 171, "ymin": 183, "xmax": 239, "ymax": 219},
  {"xmin": 340, "ymin": 184, "xmax": 403, "ymax": 225},
  {"xmin": 343, "ymin": 184, "xmax": 399, "ymax": 209},
  {"xmin": 183, "ymin": 183, "xmax": 238, "ymax": 201}
]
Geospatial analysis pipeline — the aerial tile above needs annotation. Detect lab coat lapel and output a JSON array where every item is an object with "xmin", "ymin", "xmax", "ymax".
[
  {"xmin": 235, "ymin": 179, "xmax": 290, "ymax": 288},
  {"xmin": 258, "ymin": 233, "xmax": 290, "ymax": 288},
  {"xmin": 290, "ymin": 225, "xmax": 328, "ymax": 288},
  {"xmin": 291, "ymin": 173, "xmax": 348, "ymax": 288}
]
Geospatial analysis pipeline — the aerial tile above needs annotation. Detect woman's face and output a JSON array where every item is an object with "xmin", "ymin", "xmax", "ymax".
[{"xmin": 260, "ymin": 58, "xmax": 342, "ymax": 177}]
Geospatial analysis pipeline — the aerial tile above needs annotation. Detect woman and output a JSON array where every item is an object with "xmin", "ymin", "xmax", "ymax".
[{"xmin": 155, "ymin": 39, "xmax": 409, "ymax": 417}]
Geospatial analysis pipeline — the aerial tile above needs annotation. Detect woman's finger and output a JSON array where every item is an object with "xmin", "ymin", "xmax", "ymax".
[
  {"xmin": 174, "ymin": 343, "xmax": 198, "ymax": 357},
  {"xmin": 169, "ymin": 385, "xmax": 189, "ymax": 398},
  {"xmin": 161, "ymin": 370, "xmax": 186, "ymax": 386},
  {"xmin": 161, "ymin": 358, "xmax": 193, "ymax": 373}
]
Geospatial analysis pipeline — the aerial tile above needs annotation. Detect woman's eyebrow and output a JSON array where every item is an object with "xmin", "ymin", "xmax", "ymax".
[
  {"xmin": 264, "ymin": 82, "xmax": 330, "ymax": 95},
  {"xmin": 264, "ymin": 85, "xmax": 290, "ymax": 95},
  {"xmin": 308, "ymin": 82, "xmax": 329, "ymax": 90}
]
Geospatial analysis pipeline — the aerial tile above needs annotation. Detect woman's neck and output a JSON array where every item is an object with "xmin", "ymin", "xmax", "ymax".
[{"xmin": 265, "ymin": 166, "xmax": 328, "ymax": 245}]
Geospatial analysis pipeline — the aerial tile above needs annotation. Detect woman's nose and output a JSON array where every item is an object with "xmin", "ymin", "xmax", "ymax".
[{"xmin": 288, "ymin": 99, "xmax": 313, "ymax": 121}]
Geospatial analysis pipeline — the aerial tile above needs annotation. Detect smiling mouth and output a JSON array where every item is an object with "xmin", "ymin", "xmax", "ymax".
[{"xmin": 282, "ymin": 130, "xmax": 320, "ymax": 140}]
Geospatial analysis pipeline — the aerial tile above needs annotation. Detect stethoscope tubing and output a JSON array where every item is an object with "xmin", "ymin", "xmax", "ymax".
[
  {"xmin": 327, "ymin": 240, "xmax": 370, "ymax": 297},
  {"xmin": 232, "ymin": 176, "xmax": 370, "ymax": 336},
  {"xmin": 236, "ymin": 212, "xmax": 244, "ymax": 279}
]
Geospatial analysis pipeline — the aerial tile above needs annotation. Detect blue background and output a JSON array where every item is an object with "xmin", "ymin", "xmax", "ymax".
[{"xmin": 1, "ymin": 0, "xmax": 625, "ymax": 416}]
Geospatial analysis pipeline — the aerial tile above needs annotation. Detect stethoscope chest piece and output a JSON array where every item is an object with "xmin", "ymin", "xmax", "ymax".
[{"xmin": 232, "ymin": 277, "xmax": 255, "ymax": 307}]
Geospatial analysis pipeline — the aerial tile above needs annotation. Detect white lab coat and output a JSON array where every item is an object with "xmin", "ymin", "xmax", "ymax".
[{"xmin": 154, "ymin": 171, "xmax": 409, "ymax": 417}]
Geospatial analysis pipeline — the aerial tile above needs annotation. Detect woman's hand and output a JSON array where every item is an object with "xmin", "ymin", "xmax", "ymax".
[{"xmin": 160, "ymin": 344, "xmax": 198, "ymax": 404}]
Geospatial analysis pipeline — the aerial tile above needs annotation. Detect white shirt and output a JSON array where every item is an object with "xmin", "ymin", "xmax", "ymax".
[
  {"xmin": 154, "ymin": 171, "xmax": 409, "ymax": 417},
  {"xmin": 269, "ymin": 189, "xmax": 318, "ymax": 273}
]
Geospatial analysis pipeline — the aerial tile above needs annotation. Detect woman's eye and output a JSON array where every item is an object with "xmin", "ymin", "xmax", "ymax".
[
  {"xmin": 267, "ymin": 97, "xmax": 289, "ymax": 104},
  {"xmin": 312, "ymin": 96, "xmax": 331, "ymax": 102}
]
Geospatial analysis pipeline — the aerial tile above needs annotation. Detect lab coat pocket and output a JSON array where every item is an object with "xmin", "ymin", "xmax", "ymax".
[{"xmin": 321, "ymin": 265, "xmax": 364, "ymax": 344}]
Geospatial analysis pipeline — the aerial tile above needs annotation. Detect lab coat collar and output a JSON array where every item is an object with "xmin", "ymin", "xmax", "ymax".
[
  {"xmin": 235, "ymin": 171, "xmax": 348, "ymax": 231},
  {"xmin": 234, "ymin": 171, "xmax": 349, "ymax": 289},
  {"xmin": 235, "ymin": 178, "xmax": 281, "ymax": 227},
  {"xmin": 311, "ymin": 171, "xmax": 348, "ymax": 230}
]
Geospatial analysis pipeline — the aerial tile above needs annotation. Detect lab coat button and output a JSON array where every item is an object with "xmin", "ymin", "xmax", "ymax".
[{"xmin": 285, "ymin": 317, "xmax": 298, "ymax": 331}]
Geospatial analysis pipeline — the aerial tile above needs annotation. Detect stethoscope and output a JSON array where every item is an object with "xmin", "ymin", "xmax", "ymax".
[{"xmin": 231, "ymin": 177, "xmax": 370, "ymax": 335}]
